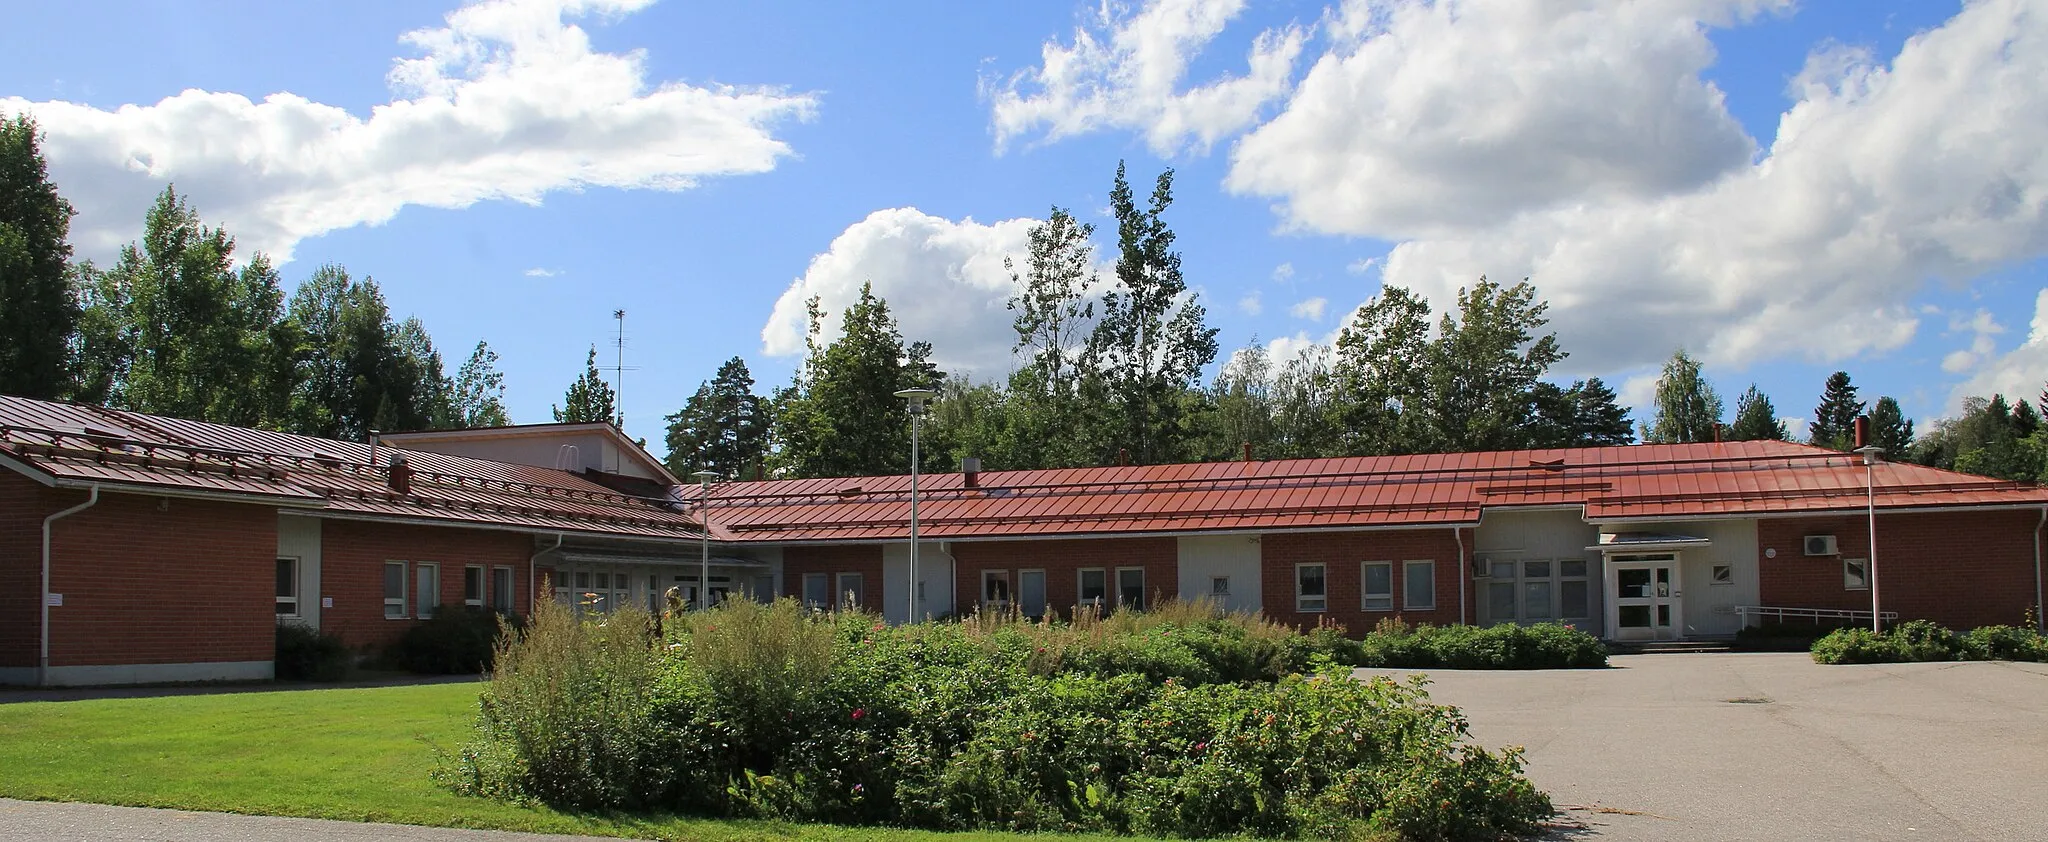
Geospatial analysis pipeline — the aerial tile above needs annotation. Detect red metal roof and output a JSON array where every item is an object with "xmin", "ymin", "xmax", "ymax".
[
  {"xmin": 696, "ymin": 440, "xmax": 2048, "ymax": 542},
  {"xmin": 0, "ymin": 396, "xmax": 703, "ymax": 542}
]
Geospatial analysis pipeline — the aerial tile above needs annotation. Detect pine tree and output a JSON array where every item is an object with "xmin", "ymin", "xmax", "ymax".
[
  {"xmin": 1645, "ymin": 349, "xmax": 1723, "ymax": 443},
  {"xmin": 554, "ymin": 346, "xmax": 618, "ymax": 426},
  {"xmin": 663, "ymin": 356, "xmax": 769, "ymax": 480},
  {"xmin": 1529, "ymin": 378, "xmax": 1636, "ymax": 448},
  {"xmin": 1867, "ymin": 396, "xmax": 1914, "ymax": 457},
  {"xmin": 1809, "ymin": 371, "xmax": 1864, "ymax": 450},
  {"xmin": 453, "ymin": 341, "xmax": 511, "ymax": 428},
  {"xmin": 0, "ymin": 113, "xmax": 80, "ymax": 399},
  {"xmin": 1080, "ymin": 162, "xmax": 1218, "ymax": 466},
  {"xmin": 1727, "ymin": 385, "xmax": 1789, "ymax": 441}
]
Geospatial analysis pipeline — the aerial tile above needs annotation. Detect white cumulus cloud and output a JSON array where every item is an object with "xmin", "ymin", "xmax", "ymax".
[
  {"xmin": 986, "ymin": 0, "xmax": 1307, "ymax": 156},
  {"xmin": 1289, "ymin": 296, "xmax": 1326, "ymax": 321},
  {"xmin": 761, "ymin": 208, "xmax": 1042, "ymax": 379},
  {"xmin": 1950, "ymin": 289, "xmax": 2048, "ymax": 411},
  {"xmin": 1238, "ymin": 291, "xmax": 1264, "ymax": 315},
  {"xmin": 3, "ymin": 0, "xmax": 816, "ymax": 262},
  {"xmin": 524, "ymin": 267, "xmax": 561, "ymax": 278}
]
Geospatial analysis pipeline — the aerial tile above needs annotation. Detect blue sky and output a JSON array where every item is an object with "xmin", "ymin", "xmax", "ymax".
[{"xmin": 5, "ymin": 0, "xmax": 2045, "ymax": 455}]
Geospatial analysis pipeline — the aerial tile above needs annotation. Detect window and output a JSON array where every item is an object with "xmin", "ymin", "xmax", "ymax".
[
  {"xmin": 1296, "ymin": 563, "xmax": 1327, "ymax": 612},
  {"xmin": 1560, "ymin": 559, "xmax": 1590, "ymax": 620},
  {"xmin": 491, "ymin": 566, "xmax": 514, "ymax": 612},
  {"xmin": 276, "ymin": 557, "xmax": 299, "ymax": 617},
  {"xmin": 1403, "ymin": 560, "xmax": 1435, "ymax": 610},
  {"xmin": 802, "ymin": 572, "xmax": 830, "ymax": 608},
  {"xmin": 837, "ymin": 572, "xmax": 865, "ymax": 607},
  {"xmin": 1844, "ymin": 558, "xmax": 1869, "ymax": 590},
  {"xmin": 416, "ymin": 563, "xmax": 441, "ymax": 619},
  {"xmin": 1078, "ymin": 568, "xmax": 1107, "ymax": 608},
  {"xmin": 1210, "ymin": 576, "xmax": 1230, "ymax": 597},
  {"xmin": 1362, "ymin": 562, "xmax": 1393, "ymax": 611},
  {"xmin": 1116, "ymin": 567, "xmax": 1146, "ymax": 610},
  {"xmin": 982, "ymin": 570, "xmax": 1012, "ymax": 609},
  {"xmin": 384, "ymin": 562, "xmax": 407, "ymax": 619},
  {"xmin": 1710, "ymin": 564, "xmax": 1733, "ymax": 585},
  {"xmin": 1522, "ymin": 560, "xmax": 1552, "ymax": 621},
  {"xmin": 464, "ymin": 565, "xmax": 485, "ymax": 606}
]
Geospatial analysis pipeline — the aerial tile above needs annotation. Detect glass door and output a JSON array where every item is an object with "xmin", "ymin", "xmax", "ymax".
[
  {"xmin": 1018, "ymin": 570, "xmax": 1047, "ymax": 619},
  {"xmin": 1609, "ymin": 560, "xmax": 1680, "ymax": 641}
]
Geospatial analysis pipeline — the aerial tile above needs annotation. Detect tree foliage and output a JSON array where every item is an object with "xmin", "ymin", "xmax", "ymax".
[
  {"xmin": 0, "ymin": 113, "xmax": 79, "ymax": 399},
  {"xmin": 1809, "ymin": 371, "xmax": 1864, "ymax": 450},
  {"xmin": 1079, "ymin": 163, "xmax": 1218, "ymax": 466},
  {"xmin": 284, "ymin": 265, "xmax": 453, "ymax": 440},
  {"xmin": 1727, "ymin": 384, "xmax": 1789, "ymax": 441},
  {"xmin": 1332, "ymin": 285, "xmax": 1433, "ymax": 454},
  {"xmin": 1528, "ymin": 378, "xmax": 1635, "ymax": 448},
  {"xmin": 554, "ymin": 346, "xmax": 618, "ymax": 426},
  {"xmin": 1644, "ymin": 349, "xmax": 1723, "ymax": 444},
  {"xmin": 771, "ymin": 284, "xmax": 945, "ymax": 478},
  {"xmin": 1422, "ymin": 277, "xmax": 1567, "ymax": 452},
  {"xmin": 1867, "ymin": 395, "xmax": 1914, "ymax": 457},
  {"xmin": 454, "ymin": 341, "xmax": 511, "ymax": 428},
  {"xmin": 663, "ymin": 356, "xmax": 768, "ymax": 480}
]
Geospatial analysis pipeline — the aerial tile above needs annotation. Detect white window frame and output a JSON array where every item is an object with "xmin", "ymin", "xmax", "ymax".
[
  {"xmin": 1843, "ymin": 557, "xmax": 1869, "ymax": 591},
  {"xmin": 1403, "ymin": 559, "xmax": 1436, "ymax": 611},
  {"xmin": 1296, "ymin": 562, "xmax": 1328, "ymax": 613},
  {"xmin": 491, "ymin": 565, "xmax": 515, "ymax": 612},
  {"xmin": 1361, "ymin": 561, "xmax": 1393, "ymax": 611},
  {"xmin": 981, "ymin": 569, "xmax": 1013, "ymax": 611},
  {"xmin": 1115, "ymin": 566, "xmax": 1146, "ymax": 611},
  {"xmin": 1559, "ymin": 558, "xmax": 1592, "ymax": 621},
  {"xmin": 464, "ymin": 564, "xmax": 486, "ymax": 607},
  {"xmin": 276, "ymin": 556, "xmax": 300, "ymax": 618},
  {"xmin": 384, "ymin": 561, "xmax": 408, "ymax": 619},
  {"xmin": 416, "ymin": 562, "xmax": 441, "ymax": 620},
  {"xmin": 1210, "ymin": 575, "xmax": 1230, "ymax": 597},
  {"xmin": 837, "ymin": 572, "xmax": 865, "ymax": 608},
  {"xmin": 1710, "ymin": 564, "xmax": 1733, "ymax": 586},
  {"xmin": 1077, "ymin": 567, "xmax": 1107, "ymax": 609}
]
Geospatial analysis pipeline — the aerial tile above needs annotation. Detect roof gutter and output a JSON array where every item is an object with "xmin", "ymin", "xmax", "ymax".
[{"xmin": 42, "ymin": 484, "xmax": 100, "ymax": 686}]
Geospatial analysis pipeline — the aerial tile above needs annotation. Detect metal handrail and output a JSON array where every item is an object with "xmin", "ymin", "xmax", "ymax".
[{"xmin": 1735, "ymin": 605, "xmax": 1900, "ymax": 624}]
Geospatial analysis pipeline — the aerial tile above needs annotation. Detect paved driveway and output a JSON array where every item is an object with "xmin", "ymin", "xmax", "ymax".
[
  {"xmin": 1361, "ymin": 652, "xmax": 2048, "ymax": 841},
  {"xmin": 0, "ymin": 798, "xmax": 628, "ymax": 842}
]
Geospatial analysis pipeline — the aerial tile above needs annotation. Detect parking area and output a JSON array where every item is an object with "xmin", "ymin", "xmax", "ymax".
[{"xmin": 1361, "ymin": 652, "xmax": 2048, "ymax": 841}]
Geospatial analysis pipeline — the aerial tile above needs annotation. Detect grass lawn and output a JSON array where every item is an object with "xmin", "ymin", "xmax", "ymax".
[{"xmin": 0, "ymin": 681, "xmax": 1127, "ymax": 842}]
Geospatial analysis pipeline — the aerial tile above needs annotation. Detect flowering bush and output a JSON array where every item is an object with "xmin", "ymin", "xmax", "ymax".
[
  {"xmin": 1355, "ymin": 618, "xmax": 1607, "ymax": 670},
  {"xmin": 1811, "ymin": 620, "xmax": 2048, "ymax": 664},
  {"xmin": 446, "ymin": 597, "xmax": 1554, "ymax": 839}
]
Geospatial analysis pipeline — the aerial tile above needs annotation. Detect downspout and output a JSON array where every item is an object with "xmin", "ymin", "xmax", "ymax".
[
  {"xmin": 529, "ymin": 533, "xmax": 563, "ymax": 614},
  {"xmin": 42, "ymin": 485, "xmax": 101, "ymax": 686},
  {"xmin": 1454, "ymin": 526, "xmax": 1467, "ymax": 626},
  {"xmin": 2035, "ymin": 506, "xmax": 2045, "ymax": 634}
]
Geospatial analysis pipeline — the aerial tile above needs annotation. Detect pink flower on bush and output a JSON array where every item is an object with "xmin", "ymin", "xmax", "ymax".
[
  {"xmin": 852, "ymin": 708, "xmax": 866, "ymax": 720},
  {"xmin": 1193, "ymin": 742, "xmax": 1207, "ymax": 752}
]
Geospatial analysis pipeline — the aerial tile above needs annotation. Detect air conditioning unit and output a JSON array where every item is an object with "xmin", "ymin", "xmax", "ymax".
[{"xmin": 1803, "ymin": 535, "xmax": 1839, "ymax": 557}]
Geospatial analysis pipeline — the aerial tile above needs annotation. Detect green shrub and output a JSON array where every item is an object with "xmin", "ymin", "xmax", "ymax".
[
  {"xmin": 274, "ymin": 622, "xmax": 349, "ymax": 682},
  {"xmin": 1815, "ymin": 621, "xmax": 2048, "ymax": 664},
  {"xmin": 390, "ymin": 604, "xmax": 521, "ymax": 674},
  {"xmin": 449, "ymin": 598, "xmax": 1555, "ymax": 839},
  {"xmin": 1355, "ymin": 619, "xmax": 1606, "ymax": 670}
]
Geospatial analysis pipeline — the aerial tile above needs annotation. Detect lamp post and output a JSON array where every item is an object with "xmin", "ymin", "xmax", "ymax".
[
  {"xmin": 1855, "ymin": 445, "xmax": 1884, "ymax": 632},
  {"xmin": 894, "ymin": 388, "xmax": 937, "ymax": 624},
  {"xmin": 692, "ymin": 470, "xmax": 721, "ymax": 611}
]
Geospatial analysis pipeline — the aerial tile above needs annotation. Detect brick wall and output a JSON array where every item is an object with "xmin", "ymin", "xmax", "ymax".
[
  {"xmin": 39, "ymin": 485, "xmax": 279, "ymax": 667},
  {"xmin": 950, "ymin": 537, "xmax": 1178, "ymax": 619},
  {"xmin": 1758, "ymin": 509, "xmax": 2044, "ymax": 629},
  {"xmin": 0, "ymin": 473, "xmax": 55, "ymax": 668},
  {"xmin": 317, "ymin": 519, "xmax": 532, "ymax": 651},
  {"xmin": 782, "ymin": 545, "xmax": 884, "ymax": 610},
  {"xmin": 1261, "ymin": 529, "xmax": 1466, "ymax": 633}
]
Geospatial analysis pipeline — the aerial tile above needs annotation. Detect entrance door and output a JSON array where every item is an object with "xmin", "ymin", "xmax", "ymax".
[
  {"xmin": 1018, "ymin": 570, "xmax": 1047, "ymax": 619},
  {"xmin": 1609, "ymin": 561, "xmax": 1681, "ymax": 641}
]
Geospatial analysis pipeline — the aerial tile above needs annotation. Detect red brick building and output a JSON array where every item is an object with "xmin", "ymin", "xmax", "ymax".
[{"xmin": 4, "ymin": 393, "xmax": 2045, "ymax": 685}]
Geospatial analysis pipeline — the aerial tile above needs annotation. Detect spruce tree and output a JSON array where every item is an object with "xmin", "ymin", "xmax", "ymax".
[
  {"xmin": 1809, "ymin": 371, "xmax": 1864, "ymax": 450},
  {"xmin": 1727, "ymin": 385, "xmax": 1789, "ymax": 441},
  {"xmin": 554, "ymin": 346, "xmax": 618, "ymax": 425},
  {"xmin": 0, "ymin": 114, "xmax": 79, "ymax": 399},
  {"xmin": 1867, "ymin": 396, "xmax": 1914, "ymax": 456},
  {"xmin": 771, "ymin": 284, "xmax": 945, "ymax": 477},
  {"xmin": 664, "ymin": 356, "xmax": 769, "ymax": 480}
]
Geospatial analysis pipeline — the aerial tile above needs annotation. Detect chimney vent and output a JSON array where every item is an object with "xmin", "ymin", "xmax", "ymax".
[
  {"xmin": 961, "ymin": 456, "xmax": 982, "ymax": 488},
  {"xmin": 1241, "ymin": 442, "xmax": 1253, "ymax": 462},
  {"xmin": 1712, "ymin": 423, "xmax": 1723, "ymax": 443},
  {"xmin": 1117, "ymin": 448, "xmax": 1129, "ymax": 467},
  {"xmin": 387, "ymin": 453, "xmax": 414, "ymax": 495},
  {"xmin": 1854, "ymin": 415, "xmax": 1870, "ymax": 449}
]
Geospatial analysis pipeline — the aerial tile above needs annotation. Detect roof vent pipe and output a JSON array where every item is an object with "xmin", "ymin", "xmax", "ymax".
[
  {"xmin": 961, "ymin": 456, "xmax": 981, "ymax": 488},
  {"xmin": 1712, "ymin": 423, "xmax": 1723, "ymax": 443},
  {"xmin": 388, "ymin": 453, "xmax": 414, "ymax": 495},
  {"xmin": 1117, "ymin": 448, "xmax": 1129, "ymax": 467},
  {"xmin": 1854, "ymin": 415, "xmax": 1870, "ymax": 450},
  {"xmin": 1242, "ymin": 442, "xmax": 1253, "ymax": 462}
]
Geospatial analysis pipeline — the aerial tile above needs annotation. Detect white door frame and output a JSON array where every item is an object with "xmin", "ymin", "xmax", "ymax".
[{"xmin": 1604, "ymin": 553, "xmax": 1683, "ymax": 641}]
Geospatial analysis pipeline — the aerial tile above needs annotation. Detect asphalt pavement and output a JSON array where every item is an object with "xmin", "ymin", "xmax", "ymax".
[
  {"xmin": 1360, "ymin": 652, "xmax": 2048, "ymax": 841},
  {"xmin": 0, "ymin": 799, "xmax": 632, "ymax": 842}
]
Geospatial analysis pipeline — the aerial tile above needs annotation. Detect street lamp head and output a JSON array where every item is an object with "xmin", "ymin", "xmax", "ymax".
[
  {"xmin": 1854, "ymin": 445, "xmax": 1885, "ymax": 466},
  {"xmin": 894, "ymin": 387, "xmax": 938, "ymax": 415},
  {"xmin": 692, "ymin": 469, "xmax": 722, "ymax": 488}
]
